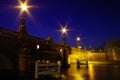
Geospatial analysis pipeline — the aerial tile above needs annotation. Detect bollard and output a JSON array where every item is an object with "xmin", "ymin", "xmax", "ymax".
[
  {"xmin": 77, "ymin": 60, "xmax": 80, "ymax": 68},
  {"xmin": 86, "ymin": 61, "xmax": 88, "ymax": 68}
]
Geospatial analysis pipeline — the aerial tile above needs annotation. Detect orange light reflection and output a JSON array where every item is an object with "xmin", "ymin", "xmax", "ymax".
[{"xmin": 88, "ymin": 64, "xmax": 95, "ymax": 80}]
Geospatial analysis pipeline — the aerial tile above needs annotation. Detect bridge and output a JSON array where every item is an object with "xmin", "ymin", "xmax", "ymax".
[{"xmin": 0, "ymin": 18, "xmax": 71, "ymax": 78}]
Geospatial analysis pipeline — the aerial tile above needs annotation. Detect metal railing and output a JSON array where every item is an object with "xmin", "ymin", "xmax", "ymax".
[{"xmin": 35, "ymin": 60, "xmax": 61, "ymax": 79}]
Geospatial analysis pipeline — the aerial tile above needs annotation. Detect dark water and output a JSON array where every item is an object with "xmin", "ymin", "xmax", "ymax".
[{"xmin": 62, "ymin": 64, "xmax": 120, "ymax": 80}]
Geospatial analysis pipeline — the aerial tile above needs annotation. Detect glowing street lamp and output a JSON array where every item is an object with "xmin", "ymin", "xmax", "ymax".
[
  {"xmin": 77, "ymin": 37, "xmax": 80, "ymax": 41},
  {"xmin": 19, "ymin": 0, "xmax": 30, "ymax": 13},
  {"xmin": 60, "ymin": 25, "xmax": 69, "ymax": 45},
  {"xmin": 21, "ymin": 3, "xmax": 27, "ymax": 11},
  {"xmin": 60, "ymin": 26, "xmax": 68, "ymax": 35},
  {"xmin": 14, "ymin": 0, "xmax": 34, "ymax": 17},
  {"xmin": 76, "ymin": 36, "xmax": 81, "ymax": 49},
  {"xmin": 16, "ymin": 0, "xmax": 33, "ymax": 41}
]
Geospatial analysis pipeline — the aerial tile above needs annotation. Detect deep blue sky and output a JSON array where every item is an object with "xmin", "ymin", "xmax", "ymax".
[{"xmin": 0, "ymin": 0, "xmax": 120, "ymax": 48}]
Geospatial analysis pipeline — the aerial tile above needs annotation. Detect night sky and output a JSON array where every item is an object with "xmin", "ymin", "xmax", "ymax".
[{"xmin": 0, "ymin": 0, "xmax": 120, "ymax": 48}]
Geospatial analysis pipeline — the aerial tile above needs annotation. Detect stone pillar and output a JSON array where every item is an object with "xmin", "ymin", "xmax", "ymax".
[
  {"xmin": 17, "ymin": 18, "xmax": 27, "ymax": 44},
  {"xmin": 17, "ymin": 18, "xmax": 31, "ymax": 78},
  {"xmin": 61, "ymin": 46, "xmax": 70, "ymax": 68},
  {"xmin": 19, "ymin": 46, "xmax": 31, "ymax": 78},
  {"xmin": 62, "ymin": 34, "xmax": 66, "ymax": 46}
]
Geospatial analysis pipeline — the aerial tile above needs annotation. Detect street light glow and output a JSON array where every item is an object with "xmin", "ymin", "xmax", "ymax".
[
  {"xmin": 14, "ymin": 0, "xmax": 35, "ymax": 17},
  {"xmin": 19, "ymin": 0, "xmax": 32, "ymax": 15},
  {"xmin": 60, "ymin": 26, "xmax": 69, "ymax": 35},
  {"xmin": 59, "ymin": 25, "xmax": 69, "ymax": 45},
  {"xmin": 21, "ymin": 4, "xmax": 27, "ymax": 11},
  {"xmin": 77, "ymin": 37, "xmax": 80, "ymax": 41},
  {"xmin": 62, "ymin": 27, "xmax": 67, "ymax": 33}
]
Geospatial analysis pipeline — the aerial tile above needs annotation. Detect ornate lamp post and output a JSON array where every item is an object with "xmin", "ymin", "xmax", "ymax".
[
  {"xmin": 76, "ymin": 36, "xmax": 81, "ymax": 49},
  {"xmin": 60, "ymin": 25, "xmax": 70, "ymax": 68},
  {"xmin": 60, "ymin": 26, "xmax": 68, "ymax": 46},
  {"xmin": 16, "ymin": 0, "xmax": 33, "ymax": 78},
  {"xmin": 17, "ymin": 0, "xmax": 30, "ymax": 41},
  {"xmin": 15, "ymin": 0, "xmax": 35, "ymax": 42}
]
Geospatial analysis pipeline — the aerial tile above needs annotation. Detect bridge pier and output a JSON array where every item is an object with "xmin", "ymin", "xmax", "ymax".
[
  {"xmin": 19, "ymin": 45, "xmax": 31, "ymax": 79},
  {"xmin": 61, "ymin": 47, "xmax": 70, "ymax": 68},
  {"xmin": 18, "ymin": 18, "xmax": 31, "ymax": 79}
]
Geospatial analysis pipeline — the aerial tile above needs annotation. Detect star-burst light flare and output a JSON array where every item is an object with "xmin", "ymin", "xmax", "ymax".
[
  {"xmin": 14, "ymin": 0, "xmax": 35, "ymax": 17},
  {"xmin": 77, "ymin": 37, "xmax": 80, "ymax": 41},
  {"xmin": 60, "ymin": 25, "xmax": 69, "ymax": 35}
]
